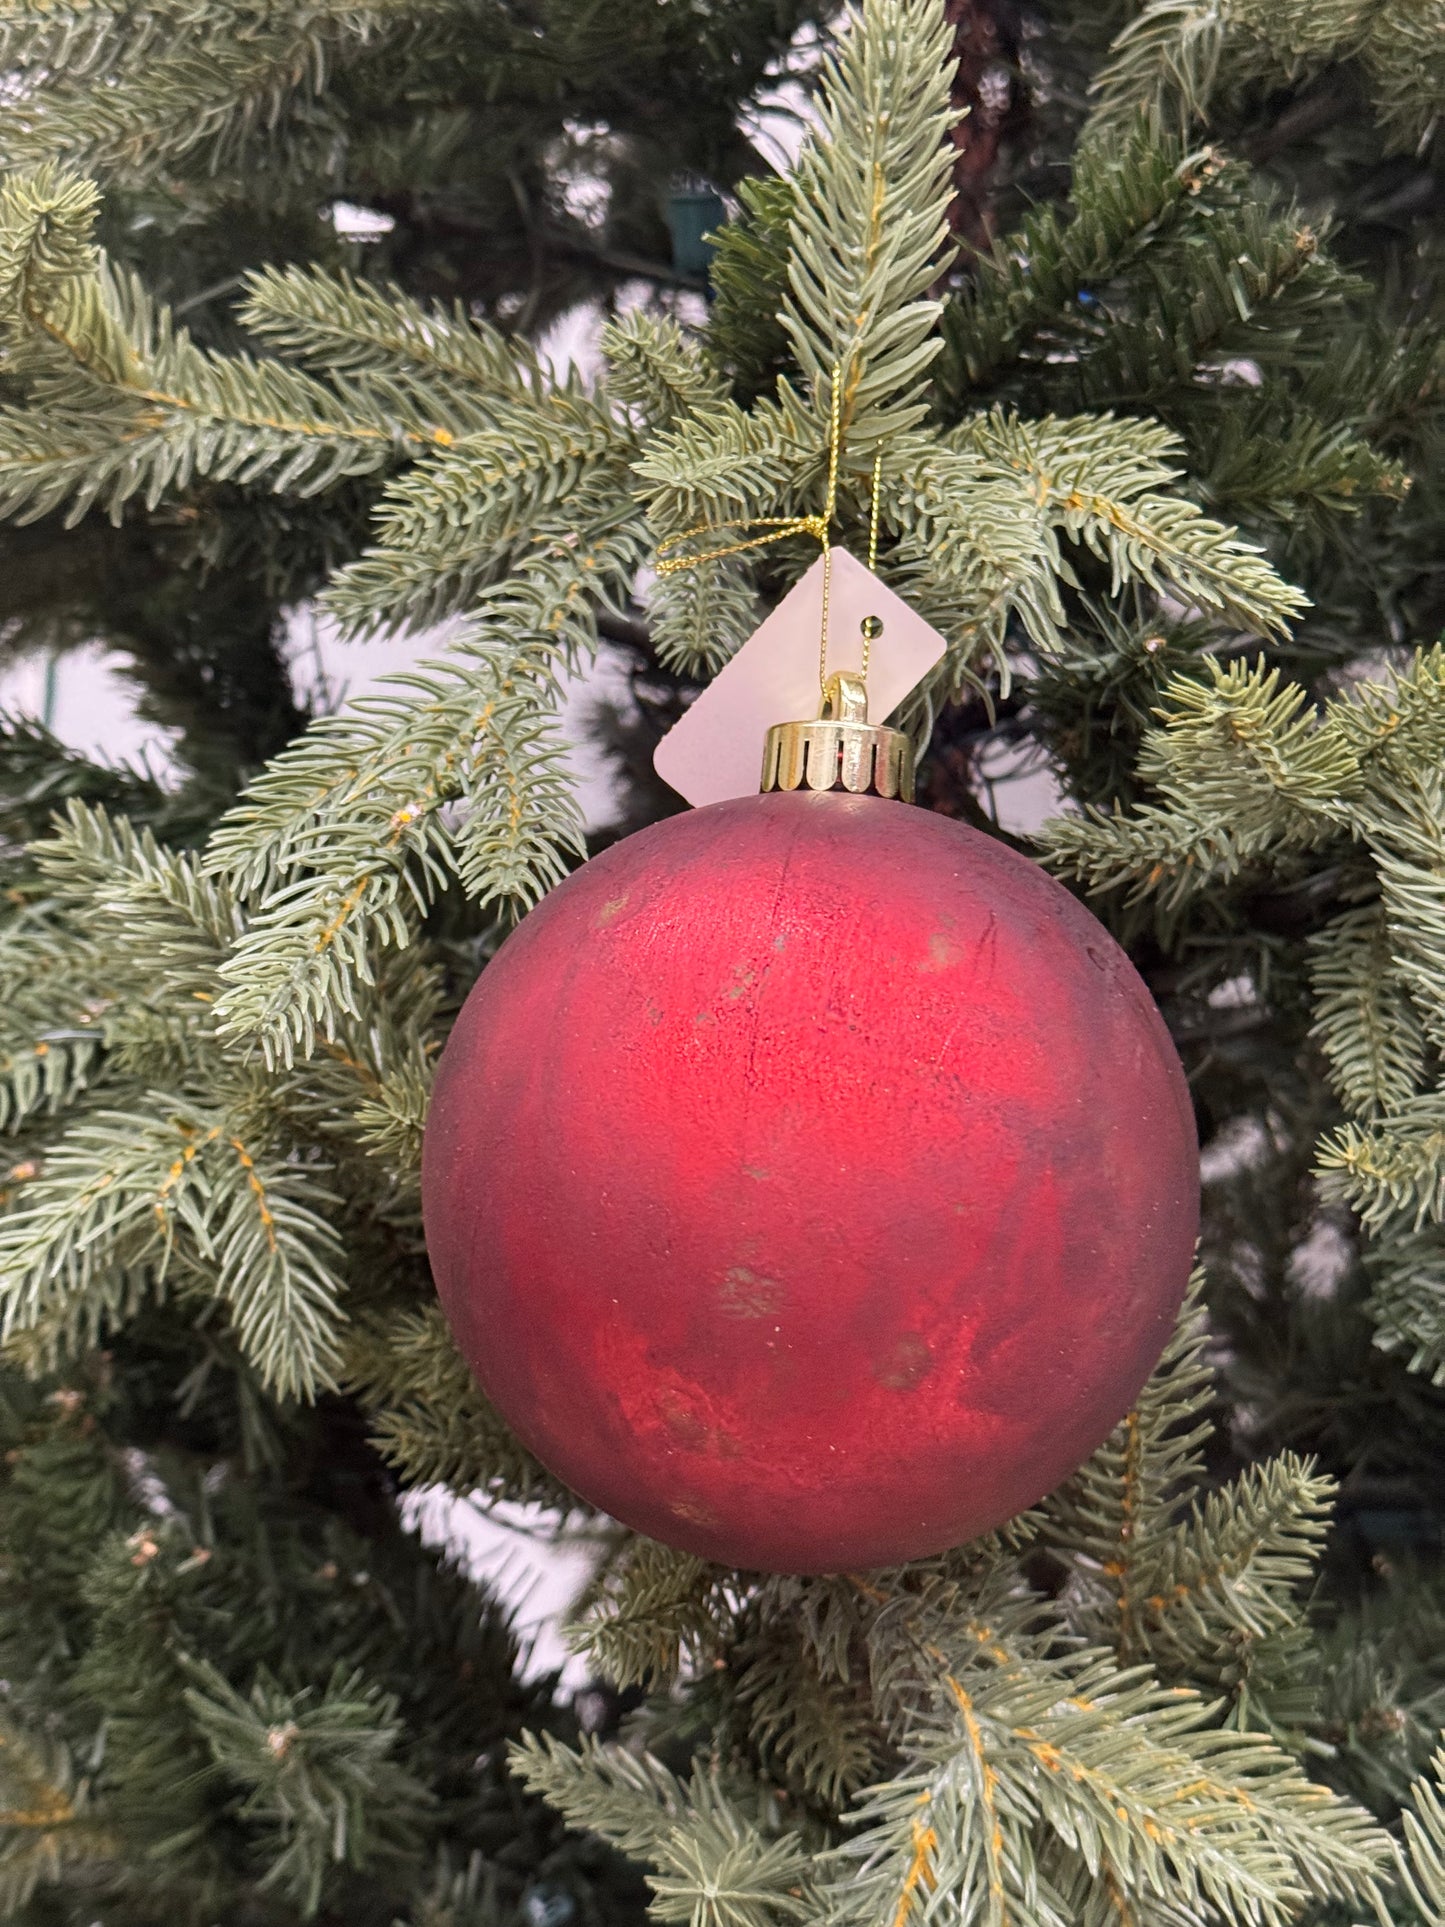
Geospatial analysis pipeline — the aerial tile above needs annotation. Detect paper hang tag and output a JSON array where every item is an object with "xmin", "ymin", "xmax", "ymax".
[{"xmin": 653, "ymin": 551, "xmax": 949, "ymax": 809}]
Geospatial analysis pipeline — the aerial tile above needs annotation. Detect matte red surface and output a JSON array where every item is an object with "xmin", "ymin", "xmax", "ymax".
[{"xmin": 422, "ymin": 792, "xmax": 1199, "ymax": 1573}]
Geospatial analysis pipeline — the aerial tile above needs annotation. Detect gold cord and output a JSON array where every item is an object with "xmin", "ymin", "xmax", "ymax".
[
  {"xmin": 861, "ymin": 446, "xmax": 884, "ymax": 683},
  {"xmin": 655, "ymin": 366, "xmax": 885, "ymax": 699},
  {"xmin": 817, "ymin": 371, "xmax": 842, "ymax": 695}
]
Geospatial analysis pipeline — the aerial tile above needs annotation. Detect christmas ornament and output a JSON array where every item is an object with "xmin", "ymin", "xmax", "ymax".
[
  {"xmin": 422, "ymin": 676, "xmax": 1198, "ymax": 1571},
  {"xmin": 426, "ymin": 369, "xmax": 1196, "ymax": 1571},
  {"xmin": 652, "ymin": 548, "xmax": 948, "ymax": 808}
]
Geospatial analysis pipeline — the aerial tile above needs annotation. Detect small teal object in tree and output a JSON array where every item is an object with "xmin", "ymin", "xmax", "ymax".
[{"xmin": 665, "ymin": 182, "xmax": 726, "ymax": 279}]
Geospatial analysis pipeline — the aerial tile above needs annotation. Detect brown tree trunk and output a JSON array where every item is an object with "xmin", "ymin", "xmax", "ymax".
[{"xmin": 942, "ymin": 0, "xmax": 1028, "ymax": 255}]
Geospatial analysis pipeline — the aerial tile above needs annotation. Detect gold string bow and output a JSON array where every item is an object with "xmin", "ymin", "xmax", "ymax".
[{"xmin": 655, "ymin": 368, "xmax": 885, "ymax": 697}]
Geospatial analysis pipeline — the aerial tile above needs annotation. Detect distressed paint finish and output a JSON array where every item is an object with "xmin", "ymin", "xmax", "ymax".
[{"xmin": 422, "ymin": 791, "xmax": 1199, "ymax": 1573}]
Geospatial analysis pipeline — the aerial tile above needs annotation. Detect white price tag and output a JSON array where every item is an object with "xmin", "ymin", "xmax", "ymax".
[{"xmin": 653, "ymin": 550, "xmax": 949, "ymax": 808}]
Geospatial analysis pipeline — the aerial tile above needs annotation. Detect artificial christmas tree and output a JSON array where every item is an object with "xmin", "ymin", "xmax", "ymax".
[{"xmin": 0, "ymin": 0, "xmax": 1443, "ymax": 1922}]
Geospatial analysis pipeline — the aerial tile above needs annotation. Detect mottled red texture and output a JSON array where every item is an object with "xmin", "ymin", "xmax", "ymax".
[{"xmin": 422, "ymin": 792, "xmax": 1199, "ymax": 1573}]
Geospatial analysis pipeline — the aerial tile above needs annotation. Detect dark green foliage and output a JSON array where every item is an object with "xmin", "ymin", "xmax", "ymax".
[
  {"xmin": 0, "ymin": 1349, "xmax": 647, "ymax": 1924},
  {"xmin": 706, "ymin": 179, "xmax": 798, "ymax": 402}
]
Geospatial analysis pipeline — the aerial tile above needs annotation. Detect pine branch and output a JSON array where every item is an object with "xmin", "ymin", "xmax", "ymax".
[
  {"xmin": 0, "ymin": 162, "xmax": 99, "ymax": 333},
  {"xmin": 0, "ymin": 283, "xmax": 447, "ymax": 531},
  {"xmin": 960, "ymin": 412, "xmax": 1309, "ymax": 634},
  {"xmin": 1310, "ymin": 903, "xmax": 1430, "ymax": 1119},
  {"xmin": 1318, "ymin": 1099, "xmax": 1445, "ymax": 1237},
  {"xmin": 0, "ymin": 5, "xmax": 1429, "ymax": 1917},
  {"xmin": 510, "ymin": 1737, "xmax": 815, "ymax": 1927},
  {"xmin": 0, "ymin": 802, "xmax": 244, "ymax": 1095},
  {"xmin": 1126, "ymin": 1455, "xmax": 1335, "ymax": 1681},
  {"xmin": 1191, "ymin": 399, "xmax": 1409, "ymax": 528},
  {"xmin": 885, "ymin": 435, "xmax": 1066, "ymax": 674},
  {"xmin": 1362, "ymin": 1230, "xmax": 1445, "ymax": 1389},
  {"xmin": 0, "ymin": 0, "xmax": 434, "ymax": 78},
  {"xmin": 207, "ymin": 645, "xmax": 584, "ymax": 1069},
  {"xmin": 0, "ymin": 1713, "xmax": 109, "ymax": 1913},
  {"xmin": 61, "ymin": 1521, "xmax": 245, "ymax": 1872},
  {"xmin": 0, "ymin": 712, "xmax": 165, "ymax": 844},
  {"xmin": 1089, "ymin": 0, "xmax": 1240, "ymax": 141},
  {"xmin": 732, "ymin": 1619, "xmax": 885, "ymax": 1804},
  {"xmin": 890, "ymin": 412, "xmax": 1306, "ymax": 697},
  {"xmin": 0, "ymin": 0, "xmax": 460, "ymax": 177},
  {"xmin": 1364, "ymin": 0, "xmax": 1445, "ymax": 148},
  {"xmin": 647, "ymin": 559, "xmax": 760, "ymax": 676},
  {"xmin": 507, "ymin": 1733, "xmax": 692, "ymax": 1860},
  {"xmin": 1399, "ymin": 1747, "xmax": 1445, "ymax": 1922},
  {"xmin": 1028, "ymin": 1293, "xmax": 1335, "ymax": 1731},
  {"xmin": 0, "ymin": 909, "xmax": 108, "ymax": 1134},
  {"xmin": 1364, "ymin": 775, "xmax": 1445, "ymax": 1061},
  {"xmin": 1043, "ymin": 1278, "xmax": 1217, "ymax": 1654},
  {"xmin": 319, "ymin": 396, "xmax": 635, "ymax": 633},
  {"xmin": 752, "ymin": 1572, "xmax": 876, "ymax": 1690},
  {"xmin": 1089, "ymin": 0, "xmax": 1445, "ymax": 153},
  {"xmin": 36, "ymin": 801, "xmax": 239, "ymax": 976},
  {"xmin": 340, "ymin": 1045, "xmax": 432, "ymax": 1191},
  {"xmin": 641, "ymin": 1, "xmax": 1308, "ymax": 723},
  {"xmin": 344, "ymin": 1306, "xmax": 574, "ymax": 1509},
  {"xmin": 648, "ymin": 1780, "xmax": 815, "ymax": 1927},
  {"xmin": 1142, "ymin": 657, "xmax": 1360, "ymax": 818},
  {"xmin": 603, "ymin": 312, "xmax": 730, "ymax": 434},
  {"xmin": 0, "ymin": 1093, "xmax": 347, "ymax": 1397},
  {"xmin": 183, "ymin": 1657, "xmax": 433, "ymax": 1916},
  {"xmin": 1066, "ymin": 205, "xmax": 1357, "ymax": 413},
  {"xmin": 781, "ymin": 0, "xmax": 959, "ymax": 447},
  {"xmin": 1041, "ymin": 797, "xmax": 1268, "ymax": 910},
  {"xmin": 633, "ymin": 397, "xmax": 801, "ymax": 541},
  {"xmin": 834, "ymin": 1620, "xmax": 1390, "ymax": 1927},
  {"xmin": 1339, "ymin": 646, "xmax": 1445, "ymax": 781},
  {"xmin": 569, "ymin": 1539, "xmax": 724, "ymax": 1689},
  {"xmin": 937, "ymin": 120, "xmax": 1211, "ymax": 402},
  {"xmin": 0, "ymin": 171, "xmax": 480, "ymax": 528},
  {"xmin": 240, "ymin": 263, "xmax": 542, "ymax": 397},
  {"xmin": 1041, "ymin": 656, "xmax": 1356, "ymax": 906},
  {"xmin": 704, "ymin": 177, "xmax": 797, "ymax": 401},
  {"xmin": 203, "ymin": 508, "xmax": 637, "ymax": 1070}
]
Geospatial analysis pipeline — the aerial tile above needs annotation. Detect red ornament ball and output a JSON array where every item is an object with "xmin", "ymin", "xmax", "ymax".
[{"xmin": 422, "ymin": 791, "xmax": 1198, "ymax": 1573}]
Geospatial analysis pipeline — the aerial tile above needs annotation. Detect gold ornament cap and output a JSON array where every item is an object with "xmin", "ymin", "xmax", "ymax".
[{"xmin": 760, "ymin": 671, "xmax": 915, "ymax": 803}]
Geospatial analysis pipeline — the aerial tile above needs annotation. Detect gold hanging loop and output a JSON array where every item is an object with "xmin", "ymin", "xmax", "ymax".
[
  {"xmin": 657, "ymin": 367, "xmax": 883, "ymax": 702},
  {"xmin": 656, "ymin": 369, "xmax": 911, "ymax": 802}
]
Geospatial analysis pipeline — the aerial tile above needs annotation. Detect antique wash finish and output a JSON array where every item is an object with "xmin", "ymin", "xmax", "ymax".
[{"xmin": 423, "ymin": 791, "xmax": 1199, "ymax": 1572}]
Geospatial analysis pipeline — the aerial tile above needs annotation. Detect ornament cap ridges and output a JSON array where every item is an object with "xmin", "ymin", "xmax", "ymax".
[{"xmin": 760, "ymin": 671, "xmax": 915, "ymax": 802}]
